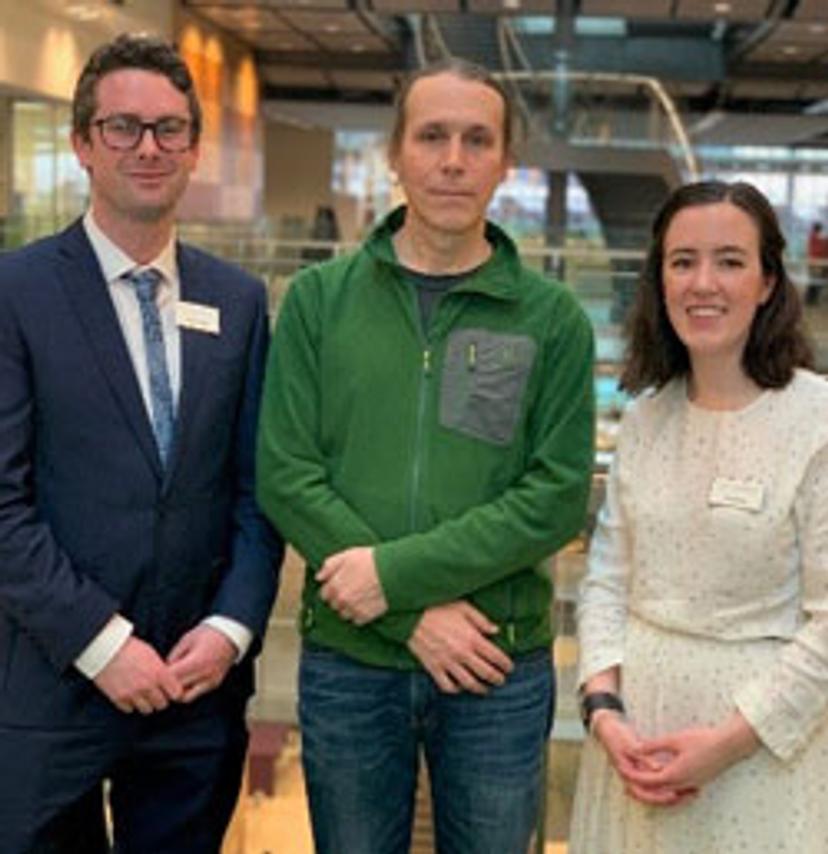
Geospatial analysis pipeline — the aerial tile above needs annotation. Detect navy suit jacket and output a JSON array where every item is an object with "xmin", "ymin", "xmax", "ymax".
[{"xmin": 0, "ymin": 220, "xmax": 281, "ymax": 727}]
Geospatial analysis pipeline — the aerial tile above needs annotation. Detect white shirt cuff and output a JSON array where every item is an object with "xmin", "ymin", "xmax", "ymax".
[
  {"xmin": 202, "ymin": 616, "xmax": 253, "ymax": 663},
  {"xmin": 74, "ymin": 614, "xmax": 134, "ymax": 679}
]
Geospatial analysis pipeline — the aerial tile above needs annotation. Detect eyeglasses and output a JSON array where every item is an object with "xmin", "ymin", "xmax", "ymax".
[{"xmin": 91, "ymin": 114, "xmax": 194, "ymax": 153}]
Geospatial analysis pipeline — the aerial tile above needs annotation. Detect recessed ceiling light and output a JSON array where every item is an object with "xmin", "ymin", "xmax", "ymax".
[
  {"xmin": 503, "ymin": 0, "xmax": 521, "ymax": 9},
  {"xmin": 809, "ymin": 23, "xmax": 827, "ymax": 35},
  {"xmin": 65, "ymin": 2, "xmax": 103, "ymax": 20},
  {"xmin": 324, "ymin": 23, "xmax": 340, "ymax": 33},
  {"xmin": 782, "ymin": 45, "xmax": 800, "ymax": 55},
  {"xmin": 713, "ymin": 2, "xmax": 731, "ymax": 13},
  {"xmin": 351, "ymin": 44, "xmax": 366, "ymax": 53}
]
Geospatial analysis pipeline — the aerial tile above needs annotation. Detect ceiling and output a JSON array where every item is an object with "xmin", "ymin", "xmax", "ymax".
[{"xmin": 180, "ymin": 0, "xmax": 828, "ymax": 148}]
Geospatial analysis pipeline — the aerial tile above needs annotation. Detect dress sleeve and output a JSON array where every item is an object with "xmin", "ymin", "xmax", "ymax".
[
  {"xmin": 733, "ymin": 441, "xmax": 828, "ymax": 762},
  {"xmin": 576, "ymin": 410, "xmax": 635, "ymax": 687}
]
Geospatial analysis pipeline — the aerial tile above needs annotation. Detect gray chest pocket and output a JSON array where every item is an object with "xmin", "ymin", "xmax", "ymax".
[{"xmin": 440, "ymin": 329, "xmax": 537, "ymax": 446}]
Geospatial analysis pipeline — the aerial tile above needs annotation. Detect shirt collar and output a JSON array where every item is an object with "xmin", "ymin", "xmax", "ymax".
[{"xmin": 83, "ymin": 210, "xmax": 178, "ymax": 286}]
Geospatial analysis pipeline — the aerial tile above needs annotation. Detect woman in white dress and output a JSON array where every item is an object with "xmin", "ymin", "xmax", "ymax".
[{"xmin": 570, "ymin": 180, "xmax": 827, "ymax": 853}]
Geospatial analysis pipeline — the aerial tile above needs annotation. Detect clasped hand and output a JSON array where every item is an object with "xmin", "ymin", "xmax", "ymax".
[
  {"xmin": 316, "ymin": 546, "xmax": 388, "ymax": 624},
  {"xmin": 93, "ymin": 625, "xmax": 237, "ymax": 715},
  {"xmin": 593, "ymin": 714, "xmax": 747, "ymax": 807}
]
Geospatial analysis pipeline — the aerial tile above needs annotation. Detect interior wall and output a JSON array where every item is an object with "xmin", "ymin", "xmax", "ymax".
[
  {"xmin": 0, "ymin": 0, "xmax": 173, "ymax": 101},
  {"xmin": 264, "ymin": 120, "xmax": 334, "ymax": 237},
  {"xmin": 0, "ymin": 1, "xmax": 263, "ymax": 225},
  {"xmin": 176, "ymin": 7, "xmax": 264, "ymax": 221},
  {"xmin": 0, "ymin": 98, "xmax": 10, "ymax": 219}
]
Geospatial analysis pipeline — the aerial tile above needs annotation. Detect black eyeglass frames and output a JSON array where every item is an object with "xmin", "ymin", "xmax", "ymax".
[{"xmin": 91, "ymin": 114, "xmax": 194, "ymax": 153}]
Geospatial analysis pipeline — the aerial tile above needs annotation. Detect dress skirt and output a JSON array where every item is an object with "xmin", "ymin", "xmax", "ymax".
[{"xmin": 569, "ymin": 615, "xmax": 828, "ymax": 854}]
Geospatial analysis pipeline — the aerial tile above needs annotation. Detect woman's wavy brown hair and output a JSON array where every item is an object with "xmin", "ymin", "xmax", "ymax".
[{"xmin": 621, "ymin": 180, "xmax": 813, "ymax": 394}]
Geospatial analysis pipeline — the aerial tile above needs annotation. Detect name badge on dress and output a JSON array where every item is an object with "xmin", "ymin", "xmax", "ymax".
[
  {"xmin": 176, "ymin": 301, "xmax": 220, "ymax": 335},
  {"xmin": 708, "ymin": 477, "xmax": 765, "ymax": 513}
]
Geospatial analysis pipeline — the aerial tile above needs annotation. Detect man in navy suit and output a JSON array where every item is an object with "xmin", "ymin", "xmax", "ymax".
[{"xmin": 0, "ymin": 34, "xmax": 281, "ymax": 853}]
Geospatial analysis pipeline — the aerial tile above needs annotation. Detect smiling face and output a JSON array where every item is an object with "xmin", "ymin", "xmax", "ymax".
[
  {"xmin": 662, "ymin": 201, "xmax": 773, "ymax": 371},
  {"xmin": 72, "ymin": 68, "xmax": 199, "ymax": 231},
  {"xmin": 389, "ymin": 72, "xmax": 510, "ymax": 242}
]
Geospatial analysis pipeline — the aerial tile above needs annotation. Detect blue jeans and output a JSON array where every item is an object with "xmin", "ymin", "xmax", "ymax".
[{"xmin": 299, "ymin": 644, "xmax": 554, "ymax": 854}]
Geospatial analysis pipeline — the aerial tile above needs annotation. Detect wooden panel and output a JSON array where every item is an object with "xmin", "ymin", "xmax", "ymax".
[
  {"xmin": 675, "ymin": 0, "xmax": 772, "ymax": 21},
  {"xmin": 793, "ymin": 0, "xmax": 828, "ymax": 19},
  {"xmin": 580, "ymin": 0, "xmax": 671, "ymax": 16},
  {"xmin": 281, "ymin": 10, "xmax": 372, "ymax": 33},
  {"xmin": 467, "ymin": 0, "xmax": 557, "ymax": 12},
  {"xmin": 412, "ymin": 759, "xmax": 435, "ymax": 853},
  {"xmin": 371, "ymin": 0, "xmax": 461, "ymax": 11}
]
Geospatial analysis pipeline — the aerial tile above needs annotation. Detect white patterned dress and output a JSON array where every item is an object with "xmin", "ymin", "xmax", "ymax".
[{"xmin": 570, "ymin": 369, "xmax": 828, "ymax": 854}]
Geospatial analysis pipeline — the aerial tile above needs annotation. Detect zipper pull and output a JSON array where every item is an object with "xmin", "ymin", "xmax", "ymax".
[
  {"xmin": 423, "ymin": 348, "xmax": 432, "ymax": 376},
  {"xmin": 506, "ymin": 621, "xmax": 516, "ymax": 646},
  {"xmin": 467, "ymin": 342, "xmax": 477, "ymax": 372},
  {"xmin": 303, "ymin": 604, "xmax": 315, "ymax": 630}
]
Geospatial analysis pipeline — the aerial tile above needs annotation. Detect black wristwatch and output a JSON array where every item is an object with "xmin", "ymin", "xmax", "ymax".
[{"xmin": 580, "ymin": 691, "xmax": 625, "ymax": 732}]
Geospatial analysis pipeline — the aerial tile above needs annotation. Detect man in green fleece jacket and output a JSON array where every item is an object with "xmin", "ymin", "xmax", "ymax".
[{"xmin": 257, "ymin": 58, "xmax": 595, "ymax": 854}]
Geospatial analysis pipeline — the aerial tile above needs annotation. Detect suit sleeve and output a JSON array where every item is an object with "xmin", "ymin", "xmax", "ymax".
[
  {"xmin": 207, "ymin": 282, "xmax": 283, "ymax": 642},
  {"xmin": 256, "ymin": 273, "xmax": 420, "ymax": 645},
  {"xmin": 0, "ymin": 264, "xmax": 118, "ymax": 673}
]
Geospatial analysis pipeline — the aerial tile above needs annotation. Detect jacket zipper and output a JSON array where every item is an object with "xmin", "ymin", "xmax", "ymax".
[
  {"xmin": 506, "ymin": 582, "xmax": 516, "ymax": 646},
  {"xmin": 409, "ymin": 344, "xmax": 432, "ymax": 531}
]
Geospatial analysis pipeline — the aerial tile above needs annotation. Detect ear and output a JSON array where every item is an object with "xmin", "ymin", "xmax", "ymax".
[
  {"xmin": 759, "ymin": 274, "xmax": 776, "ymax": 305},
  {"xmin": 387, "ymin": 146, "xmax": 399, "ymax": 180},
  {"xmin": 498, "ymin": 152, "xmax": 514, "ymax": 184},
  {"xmin": 71, "ymin": 131, "xmax": 93, "ymax": 172},
  {"xmin": 186, "ymin": 139, "xmax": 201, "ymax": 173}
]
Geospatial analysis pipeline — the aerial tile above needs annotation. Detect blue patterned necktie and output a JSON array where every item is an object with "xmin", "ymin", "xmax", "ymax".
[{"xmin": 125, "ymin": 268, "xmax": 175, "ymax": 467}]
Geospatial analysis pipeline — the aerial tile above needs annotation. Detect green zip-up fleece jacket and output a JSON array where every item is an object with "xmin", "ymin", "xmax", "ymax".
[{"xmin": 256, "ymin": 207, "xmax": 595, "ymax": 670}]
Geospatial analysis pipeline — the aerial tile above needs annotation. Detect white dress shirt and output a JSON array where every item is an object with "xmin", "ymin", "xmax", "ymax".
[{"xmin": 74, "ymin": 211, "xmax": 252, "ymax": 679}]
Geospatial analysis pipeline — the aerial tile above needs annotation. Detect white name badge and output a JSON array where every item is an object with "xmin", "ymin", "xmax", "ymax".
[
  {"xmin": 708, "ymin": 477, "xmax": 765, "ymax": 513},
  {"xmin": 176, "ymin": 301, "xmax": 220, "ymax": 335}
]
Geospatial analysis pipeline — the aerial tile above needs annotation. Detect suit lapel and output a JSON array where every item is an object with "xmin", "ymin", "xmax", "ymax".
[
  {"xmin": 57, "ymin": 222, "xmax": 163, "ymax": 478},
  {"xmin": 165, "ymin": 244, "xmax": 215, "ymax": 489}
]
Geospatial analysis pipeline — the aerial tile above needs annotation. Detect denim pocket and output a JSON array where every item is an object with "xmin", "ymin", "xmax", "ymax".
[{"xmin": 440, "ymin": 329, "xmax": 536, "ymax": 445}]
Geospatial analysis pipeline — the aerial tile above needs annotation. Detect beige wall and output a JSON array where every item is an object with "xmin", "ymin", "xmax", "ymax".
[
  {"xmin": 0, "ymin": 0, "xmax": 173, "ymax": 101},
  {"xmin": 176, "ymin": 8, "xmax": 264, "ymax": 221},
  {"xmin": 264, "ymin": 120, "xmax": 334, "ymax": 236},
  {"xmin": 0, "ymin": 98, "xmax": 10, "ymax": 219},
  {"xmin": 0, "ymin": 1, "xmax": 263, "ymax": 225}
]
